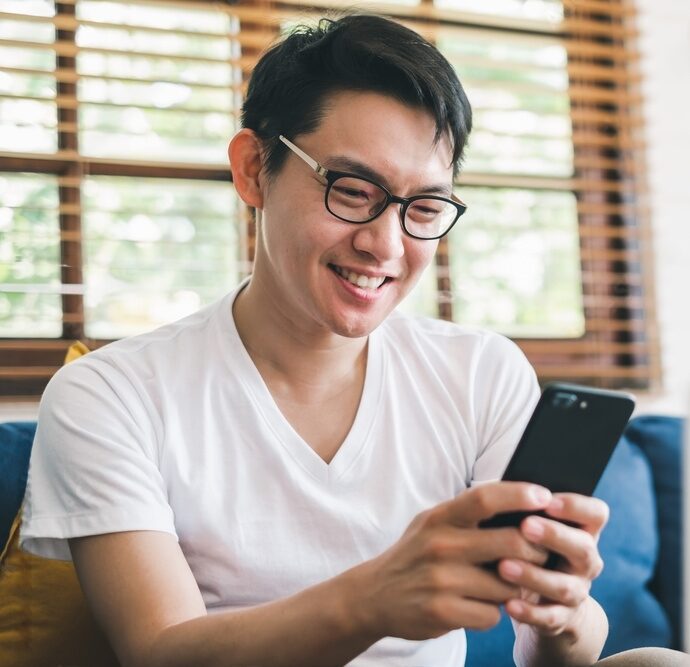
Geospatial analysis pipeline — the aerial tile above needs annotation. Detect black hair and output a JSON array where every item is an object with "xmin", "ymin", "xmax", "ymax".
[{"xmin": 241, "ymin": 14, "xmax": 472, "ymax": 178}]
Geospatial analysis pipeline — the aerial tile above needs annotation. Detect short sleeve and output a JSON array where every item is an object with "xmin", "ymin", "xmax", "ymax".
[
  {"xmin": 20, "ymin": 355, "xmax": 177, "ymax": 560},
  {"xmin": 470, "ymin": 333, "xmax": 540, "ymax": 483}
]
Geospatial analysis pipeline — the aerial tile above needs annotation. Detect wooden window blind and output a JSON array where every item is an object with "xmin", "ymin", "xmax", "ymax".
[{"xmin": 0, "ymin": 0, "xmax": 659, "ymax": 399}]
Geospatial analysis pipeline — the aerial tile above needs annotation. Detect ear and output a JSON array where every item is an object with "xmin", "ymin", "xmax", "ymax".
[{"xmin": 228, "ymin": 129, "xmax": 265, "ymax": 209}]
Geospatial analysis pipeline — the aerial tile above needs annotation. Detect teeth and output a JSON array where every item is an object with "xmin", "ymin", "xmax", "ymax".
[{"xmin": 334, "ymin": 266, "xmax": 386, "ymax": 290}]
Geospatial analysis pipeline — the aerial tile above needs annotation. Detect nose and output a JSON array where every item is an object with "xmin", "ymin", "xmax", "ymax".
[{"xmin": 351, "ymin": 202, "xmax": 405, "ymax": 262}]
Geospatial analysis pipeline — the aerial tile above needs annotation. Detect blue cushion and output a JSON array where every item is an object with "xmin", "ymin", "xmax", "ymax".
[
  {"xmin": 624, "ymin": 415, "xmax": 683, "ymax": 649},
  {"xmin": 466, "ymin": 427, "xmax": 672, "ymax": 666},
  {"xmin": 593, "ymin": 430, "xmax": 671, "ymax": 654},
  {"xmin": 0, "ymin": 421, "xmax": 37, "ymax": 549}
]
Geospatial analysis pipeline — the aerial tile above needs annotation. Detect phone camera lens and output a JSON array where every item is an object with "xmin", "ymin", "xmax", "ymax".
[{"xmin": 552, "ymin": 392, "xmax": 578, "ymax": 409}]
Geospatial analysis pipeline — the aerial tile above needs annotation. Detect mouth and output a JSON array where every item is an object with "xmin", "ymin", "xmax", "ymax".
[{"xmin": 329, "ymin": 264, "xmax": 392, "ymax": 291}]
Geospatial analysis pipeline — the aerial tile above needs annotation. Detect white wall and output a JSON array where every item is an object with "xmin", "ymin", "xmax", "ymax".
[
  {"xmin": 635, "ymin": 0, "xmax": 690, "ymax": 416},
  {"xmin": 1, "ymin": 3, "xmax": 689, "ymax": 421}
]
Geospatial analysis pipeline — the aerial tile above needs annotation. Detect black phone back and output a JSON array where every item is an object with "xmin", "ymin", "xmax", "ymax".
[
  {"xmin": 479, "ymin": 383, "xmax": 635, "ymax": 532},
  {"xmin": 502, "ymin": 382, "xmax": 635, "ymax": 495}
]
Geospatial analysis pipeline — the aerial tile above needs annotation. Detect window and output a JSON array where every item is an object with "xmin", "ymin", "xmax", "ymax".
[{"xmin": 0, "ymin": 0, "xmax": 657, "ymax": 398}]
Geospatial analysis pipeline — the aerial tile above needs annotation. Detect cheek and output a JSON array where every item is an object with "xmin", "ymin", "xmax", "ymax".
[{"xmin": 406, "ymin": 241, "xmax": 438, "ymax": 275}]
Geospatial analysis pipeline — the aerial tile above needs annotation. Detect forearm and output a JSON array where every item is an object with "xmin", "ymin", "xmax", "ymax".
[
  {"xmin": 144, "ymin": 565, "xmax": 379, "ymax": 667},
  {"xmin": 513, "ymin": 596, "xmax": 608, "ymax": 667}
]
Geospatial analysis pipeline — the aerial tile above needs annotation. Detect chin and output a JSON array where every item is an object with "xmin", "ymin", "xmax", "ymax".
[{"xmin": 328, "ymin": 311, "xmax": 390, "ymax": 339}]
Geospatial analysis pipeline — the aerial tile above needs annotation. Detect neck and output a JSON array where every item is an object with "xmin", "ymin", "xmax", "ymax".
[{"xmin": 232, "ymin": 275, "xmax": 369, "ymax": 391}]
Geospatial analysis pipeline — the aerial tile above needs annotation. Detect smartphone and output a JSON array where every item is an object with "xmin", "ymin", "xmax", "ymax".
[{"xmin": 479, "ymin": 382, "xmax": 635, "ymax": 531}]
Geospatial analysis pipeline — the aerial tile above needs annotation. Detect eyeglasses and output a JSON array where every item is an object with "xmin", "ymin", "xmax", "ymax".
[{"xmin": 278, "ymin": 135, "xmax": 467, "ymax": 240}]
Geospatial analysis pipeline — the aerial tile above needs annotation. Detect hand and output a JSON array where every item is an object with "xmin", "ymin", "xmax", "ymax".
[
  {"xmin": 498, "ymin": 493, "xmax": 609, "ymax": 637},
  {"xmin": 355, "ymin": 482, "xmax": 552, "ymax": 641}
]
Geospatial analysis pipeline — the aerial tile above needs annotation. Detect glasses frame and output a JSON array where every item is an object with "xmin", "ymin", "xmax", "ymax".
[{"xmin": 278, "ymin": 135, "xmax": 467, "ymax": 241}]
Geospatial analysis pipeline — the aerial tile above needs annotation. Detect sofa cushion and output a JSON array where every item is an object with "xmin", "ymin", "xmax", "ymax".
[
  {"xmin": 625, "ymin": 415, "xmax": 683, "ymax": 649},
  {"xmin": 0, "ymin": 422, "xmax": 36, "ymax": 554},
  {"xmin": 0, "ymin": 342, "xmax": 119, "ymax": 666},
  {"xmin": 0, "ymin": 519, "xmax": 119, "ymax": 667},
  {"xmin": 466, "ymin": 427, "xmax": 672, "ymax": 666}
]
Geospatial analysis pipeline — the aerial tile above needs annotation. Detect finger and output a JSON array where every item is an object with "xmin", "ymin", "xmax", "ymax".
[
  {"xmin": 543, "ymin": 494, "xmax": 609, "ymax": 537},
  {"xmin": 426, "ymin": 595, "xmax": 504, "ymax": 633},
  {"xmin": 446, "ymin": 528, "xmax": 548, "ymax": 565},
  {"xmin": 439, "ymin": 563, "xmax": 521, "ymax": 603},
  {"xmin": 497, "ymin": 559, "xmax": 590, "ymax": 608},
  {"xmin": 441, "ymin": 482, "xmax": 552, "ymax": 527},
  {"xmin": 520, "ymin": 516, "xmax": 604, "ymax": 579},
  {"xmin": 504, "ymin": 598, "xmax": 572, "ymax": 636}
]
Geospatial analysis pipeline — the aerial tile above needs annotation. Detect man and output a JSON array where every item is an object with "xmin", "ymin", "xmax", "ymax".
[{"xmin": 20, "ymin": 14, "xmax": 686, "ymax": 667}]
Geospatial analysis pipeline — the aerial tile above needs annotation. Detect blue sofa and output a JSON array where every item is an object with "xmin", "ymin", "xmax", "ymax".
[
  {"xmin": 467, "ymin": 415, "xmax": 684, "ymax": 665},
  {"xmin": 0, "ymin": 417, "xmax": 684, "ymax": 664}
]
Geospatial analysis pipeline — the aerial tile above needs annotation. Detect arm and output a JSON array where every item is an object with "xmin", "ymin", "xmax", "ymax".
[
  {"xmin": 70, "ymin": 531, "xmax": 377, "ymax": 667},
  {"xmin": 502, "ymin": 494, "xmax": 610, "ymax": 667},
  {"xmin": 70, "ymin": 482, "xmax": 554, "ymax": 667}
]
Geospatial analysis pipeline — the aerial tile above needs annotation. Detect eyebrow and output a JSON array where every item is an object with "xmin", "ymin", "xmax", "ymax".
[{"xmin": 326, "ymin": 155, "xmax": 453, "ymax": 198}]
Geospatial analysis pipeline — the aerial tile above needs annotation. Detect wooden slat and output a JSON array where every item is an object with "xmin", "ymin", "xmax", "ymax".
[
  {"xmin": 562, "ymin": 20, "xmax": 636, "ymax": 41},
  {"xmin": 0, "ymin": 367, "xmax": 61, "ymax": 378},
  {"xmin": 271, "ymin": 0, "xmax": 562, "ymax": 35},
  {"xmin": 0, "ymin": 66, "xmax": 242, "ymax": 92},
  {"xmin": 458, "ymin": 172, "xmax": 634, "ymax": 193},
  {"xmin": 580, "ymin": 294, "xmax": 645, "ymax": 308},
  {"xmin": 579, "ymin": 247, "xmax": 640, "ymax": 261},
  {"xmin": 532, "ymin": 365, "xmax": 650, "ymax": 379},
  {"xmin": 570, "ymin": 108, "xmax": 644, "ymax": 127},
  {"xmin": 56, "ymin": 13, "xmax": 239, "ymax": 41},
  {"xmin": 585, "ymin": 318, "xmax": 646, "ymax": 332},
  {"xmin": 567, "ymin": 63, "xmax": 641, "ymax": 85},
  {"xmin": 580, "ymin": 273, "xmax": 643, "ymax": 288},
  {"xmin": 0, "ymin": 38, "xmax": 243, "ymax": 66},
  {"xmin": 564, "ymin": 38, "xmax": 635, "ymax": 58},
  {"xmin": 3, "ymin": 93, "xmax": 238, "ymax": 116},
  {"xmin": 568, "ymin": 85, "xmax": 643, "ymax": 106},
  {"xmin": 562, "ymin": 0, "xmax": 634, "ymax": 17},
  {"xmin": 519, "ymin": 340, "xmax": 649, "ymax": 355},
  {"xmin": 0, "ymin": 395, "xmax": 45, "ymax": 403},
  {"xmin": 56, "ymin": 0, "xmax": 242, "ymax": 16},
  {"xmin": 577, "ymin": 226, "xmax": 641, "ymax": 239},
  {"xmin": 0, "ymin": 151, "xmax": 230, "ymax": 180},
  {"xmin": 573, "ymin": 154, "xmax": 643, "ymax": 172},
  {"xmin": 0, "ymin": 340, "xmax": 72, "ymax": 350},
  {"xmin": 576, "ymin": 201, "xmax": 643, "ymax": 216}
]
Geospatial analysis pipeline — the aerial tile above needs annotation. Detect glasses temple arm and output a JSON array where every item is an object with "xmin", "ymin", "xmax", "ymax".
[{"xmin": 278, "ymin": 135, "xmax": 328, "ymax": 177}]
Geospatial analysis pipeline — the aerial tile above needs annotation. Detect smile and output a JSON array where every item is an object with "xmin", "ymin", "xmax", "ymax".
[{"xmin": 330, "ymin": 264, "xmax": 389, "ymax": 290}]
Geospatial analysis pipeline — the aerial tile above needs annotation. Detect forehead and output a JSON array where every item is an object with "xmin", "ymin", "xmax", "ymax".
[{"xmin": 298, "ymin": 90, "xmax": 454, "ymax": 190}]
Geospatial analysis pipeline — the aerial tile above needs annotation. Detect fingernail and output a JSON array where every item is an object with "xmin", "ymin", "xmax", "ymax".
[
  {"xmin": 530, "ymin": 486, "xmax": 551, "ymax": 505},
  {"xmin": 502, "ymin": 560, "xmax": 523, "ymax": 580},
  {"xmin": 523, "ymin": 517, "xmax": 545, "ymax": 540},
  {"xmin": 508, "ymin": 600, "xmax": 525, "ymax": 615}
]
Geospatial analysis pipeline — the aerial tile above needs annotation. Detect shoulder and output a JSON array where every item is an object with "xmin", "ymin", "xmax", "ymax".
[
  {"xmin": 377, "ymin": 310, "xmax": 537, "ymax": 415},
  {"xmin": 63, "ymin": 290, "xmax": 234, "ymax": 383},
  {"xmin": 43, "ymin": 289, "xmax": 237, "ymax": 427},
  {"xmin": 380, "ymin": 310, "xmax": 528, "ymax": 366}
]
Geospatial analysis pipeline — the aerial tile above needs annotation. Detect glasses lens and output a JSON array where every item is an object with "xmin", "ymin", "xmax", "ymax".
[
  {"xmin": 327, "ymin": 176, "xmax": 388, "ymax": 222},
  {"xmin": 404, "ymin": 198, "xmax": 460, "ymax": 239}
]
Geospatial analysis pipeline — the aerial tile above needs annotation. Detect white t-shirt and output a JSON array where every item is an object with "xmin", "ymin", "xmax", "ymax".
[{"xmin": 21, "ymin": 282, "xmax": 539, "ymax": 666}]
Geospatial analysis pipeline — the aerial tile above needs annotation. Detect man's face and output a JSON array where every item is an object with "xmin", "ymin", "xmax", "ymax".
[{"xmin": 254, "ymin": 90, "xmax": 455, "ymax": 339}]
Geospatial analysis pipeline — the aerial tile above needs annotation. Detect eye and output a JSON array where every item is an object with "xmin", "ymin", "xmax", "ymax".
[
  {"xmin": 408, "ymin": 199, "xmax": 443, "ymax": 221},
  {"xmin": 333, "ymin": 184, "xmax": 369, "ymax": 201}
]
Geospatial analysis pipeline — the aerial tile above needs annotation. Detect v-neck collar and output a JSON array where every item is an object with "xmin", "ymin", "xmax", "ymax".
[{"xmin": 220, "ymin": 283, "xmax": 384, "ymax": 484}]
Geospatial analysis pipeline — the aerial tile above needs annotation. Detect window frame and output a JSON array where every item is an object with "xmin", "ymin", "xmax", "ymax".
[{"xmin": 0, "ymin": 0, "xmax": 659, "ymax": 399}]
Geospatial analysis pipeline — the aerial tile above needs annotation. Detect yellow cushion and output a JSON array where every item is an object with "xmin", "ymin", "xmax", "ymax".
[
  {"xmin": 63, "ymin": 340, "xmax": 91, "ymax": 365},
  {"xmin": 0, "ymin": 340, "xmax": 120, "ymax": 666}
]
